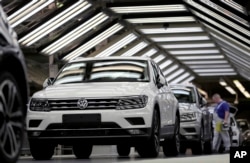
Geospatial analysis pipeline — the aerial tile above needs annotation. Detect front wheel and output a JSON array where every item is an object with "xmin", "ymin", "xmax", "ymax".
[
  {"xmin": 117, "ymin": 145, "xmax": 130, "ymax": 157},
  {"xmin": 163, "ymin": 114, "xmax": 180, "ymax": 157},
  {"xmin": 192, "ymin": 127, "xmax": 204, "ymax": 155},
  {"xmin": 73, "ymin": 143, "xmax": 93, "ymax": 159},
  {"xmin": 136, "ymin": 109, "xmax": 160, "ymax": 158},
  {"xmin": 29, "ymin": 140, "xmax": 55, "ymax": 160}
]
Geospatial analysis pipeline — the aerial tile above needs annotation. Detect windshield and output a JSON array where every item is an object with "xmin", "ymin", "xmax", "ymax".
[
  {"xmin": 53, "ymin": 60, "xmax": 149, "ymax": 85},
  {"xmin": 172, "ymin": 87, "xmax": 196, "ymax": 103}
]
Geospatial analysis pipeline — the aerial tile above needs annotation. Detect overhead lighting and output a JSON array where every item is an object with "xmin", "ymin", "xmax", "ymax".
[
  {"xmin": 194, "ymin": 69, "xmax": 235, "ymax": 73},
  {"xmin": 167, "ymin": 69, "xmax": 185, "ymax": 82},
  {"xmin": 19, "ymin": 0, "xmax": 91, "ymax": 46},
  {"xmin": 161, "ymin": 43, "xmax": 215, "ymax": 49},
  {"xmin": 170, "ymin": 72, "xmax": 190, "ymax": 84},
  {"xmin": 163, "ymin": 64, "xmax": 179, "ymax": 76},
  {"xmin": 126, "ymin": 16, "xmax": 195, "ymax": 23},
  {"xmin": 180, "ymin": 76, "xmax": 195, "ymax": 84},
  {"xmin": 189, "ymin": 65, "xmax": 231, "ymax": 69},
  {"xmin": 63, "ymin": 23, "xmax": 123, "ymax": 61},
  {"xmin": 42, "ymin": 12, "xmax": 109, "ymax": 55},
  {"xmin": 220, "ymin": 0, "xmax": 247, "ymax": 15},
  {"xmin": 200, "ymin": 0, "xmax": 249, "ymax": 27},
  {"xmin": 159, "ymin": 60, "xmax": 173, "ymax": 70},
  {"xmin": 198, "ymin": 72, "xmax": 237, "ymax": 76},
  {"xmin": 121, "ymin": 42, "xmax": 148, "ymax": 56},
  {"xmin": 183, "ymin": 60, "xmax": 228, "ymax": 64},
  {"xmin": 177, "ymin": 55, "xmax": 224, "ymax": 60},
  {"xmin": 170, "ymin": 49, "xmax": 220, "ymax": 55},
  {"xmin": 95, "ymin": 33, "xmax": 137, "ymax": 57},
  {"xmin": 233, "ymin": 80, "xmax": 250, "ymax": 98},
  {"xmin": 8, "ymin": 0, "xmax": 55, "ymax": 28},
  {"xmin": 225, "ymin": 86, "xmax": 237, "ymax": 95},
  {"xmin": 219, "ymin": 78, "xmax": 227, "ymax": 86},
  {"xmin": 141, "ymin": 48, "xmax": 157, "ymax": 57},
  {"xmin": 151, "ymin": 36, "xmax": 210, "ymax": 42},
  {"xmin": 153, "ymin": 54, "xmax": 165, "ymax": 63},
  {"xmin": 139, "ymin": 27, "xmax": 203, "ymax": 34},
  {"xmin": 110, "ymin": 4, "xmax": 187, "ymax": 13},
  {"xmin": 184, "ymin": 0, "xmax": 250, "ymax": 36},
  {"xmin": 193, "ymin": 11, "xmax": 250, "ymax": 45}
]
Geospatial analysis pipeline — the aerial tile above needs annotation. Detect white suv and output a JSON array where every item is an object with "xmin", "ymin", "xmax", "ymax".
[{"xmin": 26, "ymin": 57, "xmax": 180, "ymax": 160}]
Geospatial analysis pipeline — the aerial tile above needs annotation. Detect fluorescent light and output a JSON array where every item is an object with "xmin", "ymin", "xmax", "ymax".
[
  {"xmin": 184, "ymin": 0, "xmax": 250, "ymax": 36},
  {"xmin": 95, "ymin": 33, "xmax": 137, "ymax": 57},
  {"xmin": 167, "ymin": 69, "xmax": 185, "ymax": 82},
  {"xmin": 139, "ymin": 27, "xmax": 203, "ymax": 34},
  {"xmin": 180, "ymin": 76, "xmax": 195, "ymax": 84},
  {"xmin": 161, "ymin": 43, "xmax": 215, "ymax": 49},
  {"xmin": 225, "ymin": 86, "xmax": 236, "ymax": 95},
  {"xmin": 170, "ymin": 72, "xmax": 190, "ymax": 84},
  {"xmin": 163, "ymin": 64, "xmax": 179, "ymax": 76},
  {"xmin": 194, "ymin": 69, "xmax": 235, "ymax": 73},
  {"xmin": 63, "ymin": 23, "xmax": 123, "ymax": 61},
  {"xmin": 151, "ymin": 36, "xmax": 210, "ymax": 42},
  {"xmin": 126, "ymin": 16, "xmax": 195, "ymax": 23},
  {"xmin": 198, "ymin": 72, "xmax": 237, "ymax": 76},
  {"xmin": 110, "ymin": 4, "xmax": 187, "ymax": 13},
  {"xmin": 141, "ymin": 49, "xmax": 157, "ymax": 57},
  {"xmin": 19, "ymin": 0, "xmax": 91, "ymax": 46},
  {"xmin": 159, "ymin": 60, "xmax": 173, "ymax": 70},
  {"xmin": 9, "ymin": 0, "xmax": 55, "ymax": 28},
  {"xmin": 42, "ymin": 12, "xmax": 109, "ymax": 55},
  {"xmin": 219, "ymin": 79, "xmax": 227, "ymax": 86},
  {"xmin": 153, "ymin": 54, "xmax": 165, "ymax": 63},
  {"xmin": 200, "ymin": 0, "xmax": 249, "ymax": 27},
  {"xmin": 177, "ymin": 55, "xmax": 224, "ymax": 60},
  {"xmin": 220, "ymin": 0, "xmax": 247, "ymax": 15},
  {"xmin": 233, "ymin": 80, "xmax": 250, "ymax": 98},
  {"xmin": 190, "ymin": 65, "xmax": 231, "ymax": 69},
  {"xmin": 121, "ymin": 42, "xmax": 148, "ymax": 56},
  {"xmin": 183, "ymin": 60, "xmax": 228, "ymax": 64},
  {"xmin": 170, "ymin": 49, "xmax": 220, "ymax": 55}
]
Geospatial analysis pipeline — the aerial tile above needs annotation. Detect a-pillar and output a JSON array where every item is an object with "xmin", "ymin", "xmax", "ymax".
[{"xmin": 49, "ymin": 55, "xmax": 58, "ymax": 78}]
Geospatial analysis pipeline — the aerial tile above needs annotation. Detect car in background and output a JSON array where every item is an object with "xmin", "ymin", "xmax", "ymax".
[
  {"xmin": 236, "ymin": 119, "xmax": 250, "ymax": 133},
  {"xmin": 26, "ymin": 57, "xmax": 180, "ymax": 160},
  {"xmin": 242, "ymin": 130, "xmax": 250, "ymax": 146},
  {"xmin": 170, "ymin": 84, "xmax": 213, "ymax": 155},
  {"xmin": 0, "ymin": 4, "xmax": 29, "ymax": 163}
]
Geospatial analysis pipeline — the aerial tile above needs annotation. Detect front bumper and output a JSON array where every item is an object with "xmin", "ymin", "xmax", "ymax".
[{"xmin": 179, "ymin": 121, "xmax": 201, "ymax": 141}]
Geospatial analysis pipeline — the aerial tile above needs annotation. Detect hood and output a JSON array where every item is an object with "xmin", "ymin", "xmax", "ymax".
[
  {"xmin": 32, "ymin": 82, "xmax": 150, "ymax": 98},
  {"xmin": 178, "ymin": 103, "xmax": 199, "ymax": 113}
]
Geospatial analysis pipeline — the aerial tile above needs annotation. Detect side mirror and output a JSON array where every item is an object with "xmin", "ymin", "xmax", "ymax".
[
  {"xmin": 156, "ymin": 74, "xmax": 165, "ymax": 89},
  {"xmin": 43, "ymin": 77, "xmax": 54, "ymax": 88}
]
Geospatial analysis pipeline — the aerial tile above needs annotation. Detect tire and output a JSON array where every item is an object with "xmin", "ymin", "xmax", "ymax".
[
  {"xmin": 73, "ymin": 143, "xmax": 93, "ymax": 159},
  {"xmin": 117, "ymin": 145, "xmax": 130, "ymax": 157},
  {"xmin": 203, "ymin": 125, "xmax": 213, "ymax": 154},
  {"xmin": 179, "ymin": 143, "xmax": 186, "ymax": 154},
  {"xmin": 29, "ymin": 140, "xmax": 55, "ymax": 160},
  {"xmin": 136, "ymin": 109, "xmax": 160, "ymax": 158},
  {"xmin": 163, "ymin": 114, "xmax": 180, "ymax": 157},
  {"xmin": 192, "ymin": 126, "xmax": 204, "ymax": 155},
  {"xmin": 0, "ymin": 72, "xmax": 24, "ymax": 163}
]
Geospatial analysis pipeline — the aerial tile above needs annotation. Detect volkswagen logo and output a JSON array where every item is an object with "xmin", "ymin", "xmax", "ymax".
[{"xmin": 77, "ymin": 98, "xmax": 88, "ymax": 110}]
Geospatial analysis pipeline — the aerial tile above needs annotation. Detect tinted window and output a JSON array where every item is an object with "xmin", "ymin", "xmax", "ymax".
[
  {"xmin": 172, "ymin": 87, "xmax": 196, "ymax": 103},
  {"xmin": 53, "ymin": 60, "xmax": 149, "ymax": 85}
]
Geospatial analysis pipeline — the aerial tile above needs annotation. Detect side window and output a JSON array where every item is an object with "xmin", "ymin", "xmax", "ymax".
[
  {"xmin": 151, "ymin": 62, "xmax": 158, "ymax": 84},
  {"xmin": 155, "ymin": 62, "xmax": 167, "ymax": 86}
]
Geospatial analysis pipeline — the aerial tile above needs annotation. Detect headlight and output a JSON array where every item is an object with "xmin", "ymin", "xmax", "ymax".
[
  {"xmin": 116, "ymin": 95, "xmax": 148, "ymax": 110},
  {"xmin": 180, "ymin": 112, "xmax": 197, "ymax": 122},
  {"xmin": 29, "ymin": 98, "xmax": 50, "ymax": 111}
]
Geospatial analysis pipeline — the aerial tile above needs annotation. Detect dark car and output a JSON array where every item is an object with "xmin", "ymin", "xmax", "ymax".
[
  {"xmin": 0, "ymin": 4, "xmax": 29, "ymax": 163},
  {"xmin": 242, "ymin": 130, "xmax": 250, "ymax": 146},
  {"xmin": 236, "ymin": 119, "xmax": 250, "ymax": 133}
]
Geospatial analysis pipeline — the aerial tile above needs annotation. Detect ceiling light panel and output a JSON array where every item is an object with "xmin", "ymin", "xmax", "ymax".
[
  {"xmin": 193, "ymin": 68, "xmax": 235, "ymax": 73},
  {"xmin": 42, "ymin": 12, "xmax": 109, "ymax": 55},
  {"xmin": 169, "ymin": 49, "xmax": 220, "ymax": 55},
  {"xmin": 183, "ymin": 60, "xmax": 228, "ymax": 64},
  {"xmin": 161, "ymin": 43, "xmax": 216, "ymax": 49},
  {"xmin": 126, "ymin": 16, "xmax": 195, "ymax": 23},
  {"xmin": 139, "ymin": 27, "xmax": 203, "ymax": 34},
  {"xmin": 170, "ymin": 72, "xmax": 190, "ymax": 84},
  {"xmin": 166, "ymin": 69, "xmax": 185, "ymax": 82},
  {"xmin": 189, "ymin": 65, "xmax": 231, "ymax": 69},
  {"xmin": 200, "ymin": 0, "xmax": 249, "ymax": 27},
  {"xmin": 220, "ymin": 0, "xmax": 247, "ymax": 15},
  {"xmin": 153, "ymin": 54, "xmax": 165, "ymax": 63},
  {"xmin": 63, "ymin": 23, "xmax": 124, "ymax": 61},
  {"xmin": 19, "ymin": 0, "xmax": 91, "ymax": 46},
  {"xmin": 8, "ymin": 0, "xmax": 55, "ymax": 28},
  {"xmin": 225, "ymin": 86, "xmax": 236, "ymax": 95},
  {"xmin": 184, "ymin": 0, "xmax": 250, "ymax": 36},
  {"xmin": 95, "ymin": 33, "xmax": 137, "ymax": 58},
  {"xmin": 163, "ymin": 64, "xmax": 179, "ymax": 76},
  {"xmin": 141, "ymin": 49, "xmax": 158, "ymax": 57},
  {"xmin": 198, "ymin": 72, "xmax": 237, "ymax": 76},
  {"xmin": 121, "ymin": 42, "xmax": 148, "ymax": 56},
  {"xmin": 110, "ymin": 4, "xmax": 187, "ymax": 13},
  {"xmin": 159, "ymin": 60, "xmax": 173, "ymax": 70},
  {"xmin": 180, "ymin": 76, "xmax": 195, "ymax": 84},
  {"xmin": 177, "ymin": 55, "xmax": 224, "ymax": 60},
  {"xmin": 151, "ymin": 36, "xmax": 210, "ymax": 42}
]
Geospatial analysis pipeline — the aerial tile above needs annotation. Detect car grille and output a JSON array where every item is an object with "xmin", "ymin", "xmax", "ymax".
[{"xmin": 48, "ymin": 98, "xmax": 119, "ymax": 110}]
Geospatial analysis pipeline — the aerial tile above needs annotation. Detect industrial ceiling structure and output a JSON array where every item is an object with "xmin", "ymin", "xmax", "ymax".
[{"xmin": 2, "ymin": 0, "xmax": 250, "ymax": 102}]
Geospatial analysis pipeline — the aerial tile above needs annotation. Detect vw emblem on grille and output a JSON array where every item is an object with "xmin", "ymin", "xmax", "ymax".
[{"xmin": 77, "ymin": 98, "xmax": 88, "ymax": 110}]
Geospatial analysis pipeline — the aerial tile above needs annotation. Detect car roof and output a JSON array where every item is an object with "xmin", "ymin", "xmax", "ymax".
[{"xmin": 69, "ymin": 56, "xmax": 152, "ymax": 63}]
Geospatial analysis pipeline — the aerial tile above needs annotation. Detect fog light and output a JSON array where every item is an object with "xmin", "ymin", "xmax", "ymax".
[
  {"xmin": 128, "ymin": 129, "xmax": 144, "ymax": 135},
  {"xmin": 32, "ymin": 132, "xmax": 41, "ymax": 136}
]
